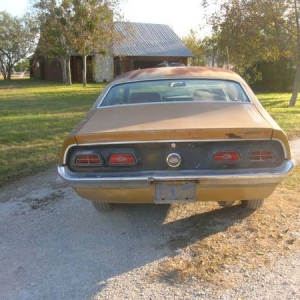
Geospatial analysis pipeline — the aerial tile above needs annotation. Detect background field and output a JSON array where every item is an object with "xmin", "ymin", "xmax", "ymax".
[
  {"xmin": 0, "ymin": 79, "xmax": 105, "ymax": 186},
  {"xmin": 0, "ymin": 79, "xmax": 299, "ymax": 187}
]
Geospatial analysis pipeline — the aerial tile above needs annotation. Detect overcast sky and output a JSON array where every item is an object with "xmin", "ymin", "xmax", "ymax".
[{"xmin": 0, "ymin": 0, "xmax": 209, "ymax": 37}]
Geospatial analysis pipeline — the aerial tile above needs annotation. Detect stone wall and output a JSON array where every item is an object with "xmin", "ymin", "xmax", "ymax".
[{"xmin": 94, "ymin": 53, "xmax": 114, "ymax": 82}]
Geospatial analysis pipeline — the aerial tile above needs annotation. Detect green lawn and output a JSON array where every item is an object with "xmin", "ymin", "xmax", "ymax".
[
  {"xmin": 0, "ymin": 79, "xmax": 105, "ymax": 186},
  {"xmin": 0, "ymin": 79, "xmax": 299, "ymax": 187},
  {"xmin": 256, "ymin": 93, "xmax": 300, "ymax": 139}
]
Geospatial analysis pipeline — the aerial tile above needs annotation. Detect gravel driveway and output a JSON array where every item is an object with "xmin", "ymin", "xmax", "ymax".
[{"xmin": 0, "ymin": 139, "xmax": 299, "ymax": 300}]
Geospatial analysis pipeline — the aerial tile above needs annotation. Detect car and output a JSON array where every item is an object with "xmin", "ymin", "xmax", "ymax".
[
  {"xmin": 156, "ymin": 62, "xmax": 185, "ymax": 67},
  {"xmin": 58, "ymin": 66, "xmax": 294, "ymax": 212}
]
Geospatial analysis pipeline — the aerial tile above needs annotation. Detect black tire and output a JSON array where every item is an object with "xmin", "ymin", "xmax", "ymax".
[
  {"xmin": 241, "ymin": 199, "xmax": 264, "ymax": 210},
  {"xmin": 91, "ymin": 201, "xmax": 113, "ymax": 212},
  {"xmin": 218, "ymin": 201, "xmax": 235, "ymax": 208}
]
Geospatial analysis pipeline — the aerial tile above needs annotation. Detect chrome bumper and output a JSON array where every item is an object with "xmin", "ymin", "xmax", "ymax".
[{"xmin": 58, "ymin": 160, "xmax": 294, "ymax": 189}]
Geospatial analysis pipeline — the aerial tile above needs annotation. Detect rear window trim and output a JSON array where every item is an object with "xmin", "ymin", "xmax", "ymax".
[{"xmin": 97, "ymin": 78, "xmax": 251, "ymax": 108}]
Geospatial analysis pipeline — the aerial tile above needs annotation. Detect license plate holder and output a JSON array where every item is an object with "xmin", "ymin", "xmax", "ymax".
[{"xmin": 154, "ymin": 181, "xmax": 196, "ymax": 204}]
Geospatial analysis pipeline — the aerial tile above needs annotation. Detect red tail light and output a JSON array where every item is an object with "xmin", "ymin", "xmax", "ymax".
[
  {"xmin": 213, "ymin": 151, "xmax": 240, "ymax": 162},
  {"xmin": 108, "ymin": 153, "xmax": 137, "ymax": 166},
  {"xmin": 248, "ymin": 150, "xmax": 274, "ymax": 161},
  {"xmin": 76, "ymin": 154, "xmax": 103, "ymax": 165}
]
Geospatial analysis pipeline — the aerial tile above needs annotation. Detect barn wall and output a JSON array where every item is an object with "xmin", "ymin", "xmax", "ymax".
[
  {"xmin": 113, "ymin": 56, "xmax": 188, "ymax": 76},
  {"xmin": 30, "ymin": 58, "xmax": 63, "ymax": 82},
  {"xmin": 31, "ymin": 55, "xmax": 190, "ymax": 82},
  {"xmin": 71, "ymin": 56, "xmax": 93, "ymax": 83}
]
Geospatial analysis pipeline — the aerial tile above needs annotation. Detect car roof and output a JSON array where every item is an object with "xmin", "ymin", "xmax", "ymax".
[{"xmin": 112, "ymin": 66, "xmax": 242, "ymax": 84}]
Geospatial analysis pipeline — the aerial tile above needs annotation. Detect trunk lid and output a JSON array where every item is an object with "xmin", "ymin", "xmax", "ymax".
[{"xmin": 75, "ymin": 102, "xmax": 274, "ymax": 143}]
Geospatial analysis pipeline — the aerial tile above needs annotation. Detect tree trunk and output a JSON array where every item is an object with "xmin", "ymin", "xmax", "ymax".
[
  {"xmin": 82, "ymin": 54, "xmax": 87, "ymax": 87},
  {"xmin": 7, "ymin": 66, "xmax": 12, "ymax": 80},
  {"xmin": 60, "ymin": 58, "xmax": 68, "ymax": 84},
  {"xmin": 67, "ymin": 55, "xmax": 72, "ymax": 85},
  {"xmin": 1, "ymin": 61, "xmax": 7, "ymax": 79},
  {"xmin": 1, "ymin": 71, "xmax": 7, "ymax": 80},
  {"xmin": 290, "ymin": 62, "xmax": 300, "ymax": 106},
  {"xmin": 63, "ymin": 59, "xmax": 68, "ymax": 84},
  {"xmin": 291, "ymin": 0, "xmax": 300, "ymax": 106}
]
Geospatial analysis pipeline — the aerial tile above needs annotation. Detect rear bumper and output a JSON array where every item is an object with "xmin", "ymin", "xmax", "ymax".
[{"xmin": 58, "ymin": 160, "xmax": 294, "ymax": 202}]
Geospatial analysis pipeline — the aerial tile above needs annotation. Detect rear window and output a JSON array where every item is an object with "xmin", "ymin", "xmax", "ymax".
[{"xmin": 99, "ymin": 79, "xmax": 250, "ymax": 107}]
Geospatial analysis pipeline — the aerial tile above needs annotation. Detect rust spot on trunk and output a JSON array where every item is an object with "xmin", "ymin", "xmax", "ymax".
[{"xmin": 226, "ymin": 133, "xmax": 242, "ymax": 139}]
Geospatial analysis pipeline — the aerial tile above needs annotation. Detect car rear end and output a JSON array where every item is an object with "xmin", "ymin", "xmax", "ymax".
[
  {"xmin": 59, "ymin": 137, "xmax": 292, "ymax": 203},
  {"xmin": 58, "ymin": 67, "xmax": 294, "ymax": 209}
]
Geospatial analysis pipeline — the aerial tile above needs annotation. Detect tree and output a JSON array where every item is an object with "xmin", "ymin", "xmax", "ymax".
[
  {"xmin": 70, "ymin": 0, "xmax": 115, "ymax": 86},
  {"xmin": 202, "ymin": 0, "xmax": 300, "ymax": 106},
  {"xmin": 202, "ymin": 34, "xmax": 225, "ymax": 67},
  {"xmin": 182, "ymin": 30, "xmax": 227, "ymax": 67},
  {"xmin": 32, "ymin": 0, "xmax": 76, "ymax": 85},
  {"xmin": 182, "ymin": 30, "xmax": 206, "ymax": 66},
  {"xmin": 32, "ymin": 0, "xmax": 124, "ymax": 86},
  {"xmin": 0, "ymin": 12, "xmax": 38, "ymax": 80},
  {"xmin": 289, "ymin": 0, "xmax": 300, "ymax": 106}
]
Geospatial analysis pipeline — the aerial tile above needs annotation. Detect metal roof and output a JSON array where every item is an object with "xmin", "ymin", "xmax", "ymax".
[{"xmin": 113, "ymin": 22, "xmax": 194, "ymax": 57}]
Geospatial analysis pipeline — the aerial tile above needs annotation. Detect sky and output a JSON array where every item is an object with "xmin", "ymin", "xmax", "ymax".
[{"xmin": 0, "ymin": 0, "xmax": 208, "ymax": 37}]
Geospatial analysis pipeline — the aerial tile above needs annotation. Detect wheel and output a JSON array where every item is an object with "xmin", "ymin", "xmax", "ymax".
[
  {"xmin": 218, "ymin": 201, "xmax": 235, "ymax": 208},
  {"xmin": 241, "ymin": 199, "xmax": 264, "ymax": 210},
  {"xmin": 91, "ymin": 201, "xmax": 113, "ymax": 212}
]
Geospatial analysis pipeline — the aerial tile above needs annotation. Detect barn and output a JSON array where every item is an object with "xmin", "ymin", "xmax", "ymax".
[{"xmin": 30, "ymin": 22, "xmax": 194, "ymax": 83}]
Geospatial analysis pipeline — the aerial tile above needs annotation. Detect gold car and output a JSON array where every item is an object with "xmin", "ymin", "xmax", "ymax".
[{"xmin": 58, "ymin": 67, "xmax": 294, "ymax": 212}]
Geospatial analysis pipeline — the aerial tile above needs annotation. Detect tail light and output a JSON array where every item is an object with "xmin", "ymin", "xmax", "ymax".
[
  {"xmin": 248, "ymin": 150, "xmax": 274, "ymax": 161},
  {"xmin": 108, "ymin": 153, "xmax": 137, "ymax": 166},
  {"xmin": 76, "ymin": 154, "xmax": 103, "ymax": 166},
  {"xmin": 213, "ymin": 150, "xmax": 240, "ymax": 162}
]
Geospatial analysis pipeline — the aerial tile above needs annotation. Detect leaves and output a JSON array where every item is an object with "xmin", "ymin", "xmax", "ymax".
[
  {"xmin": 205, "ymin": 0, "xmax": 299, "ymax": 66},
  {"xmin": 32, "ymin": 0, "xmax": 124, "ymax": 86},
  {"xmin": 204, "ymin": 0, "xmax": 300, "ymax": 105},
  {"xmin": 182, "ymin": 30, "xmax": 206, "ymax": 66},
  {"xmin": 0, "ymin": 12, "xmax": 38, "ymax": 79}
]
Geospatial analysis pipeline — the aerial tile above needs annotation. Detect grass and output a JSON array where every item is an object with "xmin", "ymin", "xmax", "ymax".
[
  {"xmin": 0, "ymin": 78, "xmax": 105, "ymax": 186},
  {"xmin": 0, "ymin": 80, "xmax": 299, "ymax": 187},
  {"xmin": 256, "ymin": 93, "xmax": 300, "ymax": 139}
]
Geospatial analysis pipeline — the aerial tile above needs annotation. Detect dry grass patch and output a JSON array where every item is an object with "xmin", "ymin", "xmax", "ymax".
[{"xmin": 150, "ymin": 166, "xmax": 300, "ymax": 288}]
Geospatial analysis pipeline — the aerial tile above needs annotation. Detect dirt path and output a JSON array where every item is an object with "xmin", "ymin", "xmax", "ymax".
[
  {"xmin": 290, "ymin": 137, "xmax": 300, "ymax": 165},
  {"xmin": 0, "ymin": 138, "xmax": 299, "ymax": 300}
]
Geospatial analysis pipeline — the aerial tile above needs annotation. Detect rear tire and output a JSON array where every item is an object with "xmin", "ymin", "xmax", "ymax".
[
  {"xmin": 91, "ymin": 201, "xmax": 113, "ymax": 212},
  {"xmin": 241, "ymin": 199, "xmax": 264, "ymax": 210}
]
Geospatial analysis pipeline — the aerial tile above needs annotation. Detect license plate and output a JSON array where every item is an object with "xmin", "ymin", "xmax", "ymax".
[{"xmin": 155, "ymin": 181, "xmax": 196, "ymax": 204}]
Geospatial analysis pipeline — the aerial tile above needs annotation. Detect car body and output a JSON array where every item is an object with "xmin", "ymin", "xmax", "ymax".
[{"xmin": 58, "ymin": 66, "xmax": 294, "ymax": 211}]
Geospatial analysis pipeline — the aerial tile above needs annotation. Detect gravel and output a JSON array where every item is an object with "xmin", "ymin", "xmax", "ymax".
[{"xmin": 0, "ymin": 138, "xmax": 299, "ymax": 300}]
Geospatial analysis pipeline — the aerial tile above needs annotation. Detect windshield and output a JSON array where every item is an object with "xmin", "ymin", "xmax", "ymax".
[{"xmin": 99, "ymin": 79, "xmax": 250, "ymax": 107}]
